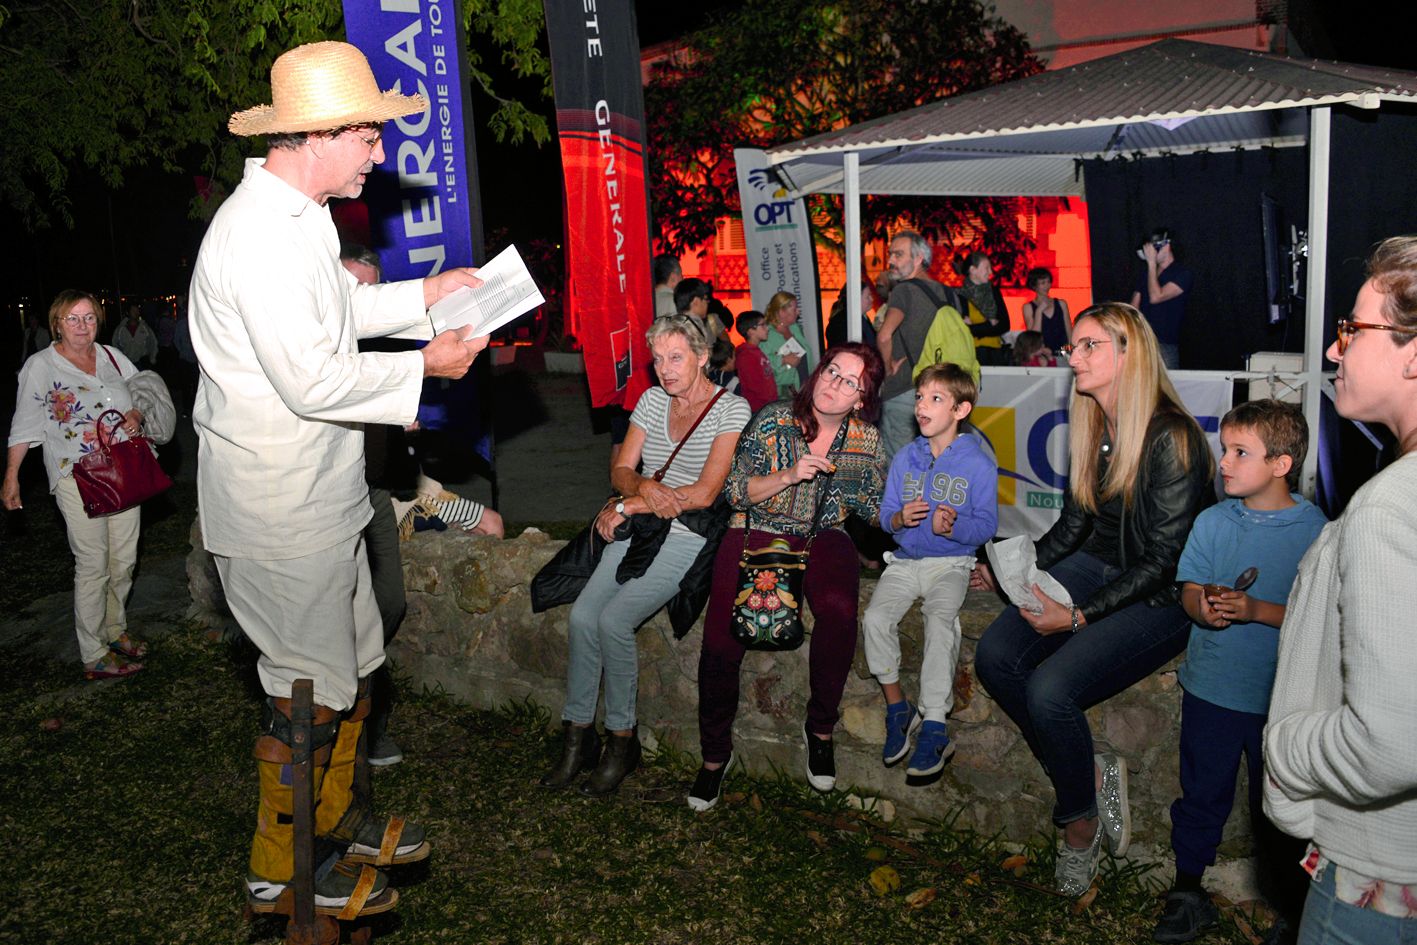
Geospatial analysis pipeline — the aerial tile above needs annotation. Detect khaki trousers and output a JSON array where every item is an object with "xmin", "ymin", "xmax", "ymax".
[{"xmin": 54, "ymin": 476, "xmax": 141, "ymax": 664}]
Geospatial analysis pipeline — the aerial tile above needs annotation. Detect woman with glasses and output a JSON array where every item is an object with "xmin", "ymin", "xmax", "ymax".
[
  {"xmin": 688, "ymin": 343, "xmax": 887, "ymax": 811},
  {"xmin": 3, "ymin": 290, "xmax": 149, "ymax": 679},
  {"xmin": 1264, "ymin": 237, "xmax": 1417, "ymax": 944},
  {"xmin": 971, "ymin": 302, "xmax": 1213, "ymax": 896}
]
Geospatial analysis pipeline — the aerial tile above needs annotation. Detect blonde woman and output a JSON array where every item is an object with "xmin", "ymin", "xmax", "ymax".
[
  {"xmin": 971, "ymin": 303, "xmax": 1214, "ymax": 896},
  {"xmin": 4, "ymin": 290, "xmax": 148, "ymax": 679},
  {"xmin": 760, "ymin": 291, "xmax": 816, "ymax": 398}
]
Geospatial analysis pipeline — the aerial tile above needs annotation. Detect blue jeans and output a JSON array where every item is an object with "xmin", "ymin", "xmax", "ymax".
[
  {"xmin": 974, "ymin": 551, "xmax": 1191, "ymax": 825},
  {"xmin": 562, "ymin": 530, "xmax": 705, "ymax": 731},
  {"xmin": 879, "ymin": 389, "xmax": 919, "ymax": 462},
  {"xmin": 1299, "ymin": 862, "xmax": 1417, "ymax": 945}
]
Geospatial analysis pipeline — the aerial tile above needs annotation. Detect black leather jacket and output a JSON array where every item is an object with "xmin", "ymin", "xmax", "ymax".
[{"xmin": 1034, "ymin": 409, "xmax": 1215, "ymax": 621}]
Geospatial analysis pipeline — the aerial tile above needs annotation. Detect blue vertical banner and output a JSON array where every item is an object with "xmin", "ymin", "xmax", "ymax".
[{"xmin": 343, "ymin": 0, "xmax": 493, "ymax": 465}]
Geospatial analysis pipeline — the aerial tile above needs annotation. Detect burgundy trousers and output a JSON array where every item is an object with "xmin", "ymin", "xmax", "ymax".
[{"xmin": 697, "ymin": 527, "xmax": 861, "ymax": 764}]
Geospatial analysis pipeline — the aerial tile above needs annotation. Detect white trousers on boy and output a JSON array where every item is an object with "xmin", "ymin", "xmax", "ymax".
[{"xmin": 862, "ymin": 554, "xmax": 974, "ymax": 723}]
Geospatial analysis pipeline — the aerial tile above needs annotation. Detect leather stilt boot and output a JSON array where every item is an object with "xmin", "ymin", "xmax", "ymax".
[
  {"xmin": 248, "ymin": 699, "xmax": 339, "ymax": 883},
  {"xmin": 539, "ymin": 721, "xmax": 602, "ymax": 789},
  {"xmin": 580, "ymin": 728, "xmax": 640, "ymax": 797}
]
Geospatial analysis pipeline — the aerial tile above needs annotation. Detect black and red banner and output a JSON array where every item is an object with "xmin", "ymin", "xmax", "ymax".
[{"xmin": 544, "ymin": 0, "xmax": 654, "ymax": 410}]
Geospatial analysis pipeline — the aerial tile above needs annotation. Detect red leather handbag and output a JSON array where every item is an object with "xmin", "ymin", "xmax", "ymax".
[{"xmin": 72, "ymin": 409, "xmax": 173, "ymax": 517}]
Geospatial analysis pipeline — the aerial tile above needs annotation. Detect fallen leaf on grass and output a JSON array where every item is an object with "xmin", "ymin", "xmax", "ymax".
[
  {"xmin": 1070, "ymin": 883, "xmax": 1099, "ymax": 914},
  {"xmin": 1000, "ymin": 853, "xmax": 1028, "ymax": 877},
  {"xmin": 723, "ymin": 792, "xmax": 747, "ymax": 805},
  {"xmin": 806, "ymin": 830, "xmax": 828, "ymax": 850},
  {"xmin": 869, "ymin": 865, "xmax": 901, "ymax": 896},
  {"xmin": 864, "ymin": 846, "xmax": 889, "ymax": 862},
  {"xmin": 39, "ymin": 717, "xmax": 62, "ymax": 732},
  {"xmin": 904, "ymin": 887, "xmax": 936, "ymax": 909},
  {"xmin": 963, "ymin": 872, "xmax": 982, "ymax": 887},
  {"xmin": 749, "ymin": 793, "xmax": 763, "ymax": 812}
]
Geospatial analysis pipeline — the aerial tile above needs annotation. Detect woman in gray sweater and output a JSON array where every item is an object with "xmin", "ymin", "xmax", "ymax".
[{"xmin": 1264, "ymin": 235, "xmax": 1417, "ymax": 943}]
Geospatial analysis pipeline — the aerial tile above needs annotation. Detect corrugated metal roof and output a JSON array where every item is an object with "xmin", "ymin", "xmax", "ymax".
[{"xmin": 768, "ymin": 39, "xmax": 1417, "ymax": 160}]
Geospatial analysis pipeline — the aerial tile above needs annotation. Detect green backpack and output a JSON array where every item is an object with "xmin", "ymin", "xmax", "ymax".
[{"xmin": 906, "ymin": 280, "xmax": 981, "ymax": 385}]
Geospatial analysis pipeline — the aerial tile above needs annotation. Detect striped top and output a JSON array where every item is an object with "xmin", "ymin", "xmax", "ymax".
[
  {"xmin": 631, "ymin": 386, "xmax": 750, "ymax": 533},
  {"xmin": 725, "ymin": 402, "xmax": 887, "ymax": 537}
]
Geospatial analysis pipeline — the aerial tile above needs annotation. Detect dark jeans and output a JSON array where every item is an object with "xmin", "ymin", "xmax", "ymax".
[
  {"xmin": 974, "ymin": 551, "xmax": 1190, "ymax": 825},
  {"xmin": 1173, "ymin": 691, "xmax": 1308, "ymax": 916},
  {"xmin": 364, "ymin": 488, "xmax": 407, "ymax": 743},
  {"xmin": 698, "ymin": 528, "xmax": 860, "ymax": 764}
]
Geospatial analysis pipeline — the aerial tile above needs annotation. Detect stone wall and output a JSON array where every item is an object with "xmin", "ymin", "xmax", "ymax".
[{"xmin": 188, "ymin": 525, "xmax": 1259, "ymax": 861}]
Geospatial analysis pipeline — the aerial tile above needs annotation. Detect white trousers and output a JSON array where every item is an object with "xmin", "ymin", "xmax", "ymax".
[
  {"xmin": 54, "ymin": 476, "xmax": 141, "ymax": 664},
  {"xmin": 861, "ymin": 554, "xmax": 974, "ymax": 723},
  {"xmin": 215, "ymin": 532, "xmax": 383, "ymax": 711}
]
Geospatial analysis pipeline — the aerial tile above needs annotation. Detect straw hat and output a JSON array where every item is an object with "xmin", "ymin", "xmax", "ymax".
[{"xmin": 229, "ymin": 41, "xmax": 427, "ymax": 137}]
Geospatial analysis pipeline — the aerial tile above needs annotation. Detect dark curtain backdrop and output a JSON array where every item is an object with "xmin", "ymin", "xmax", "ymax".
[
  {"xmin": 1083, "ymin": 105, "xmax": 1417, "ymax": 372},
  {"xmin": 1083, "ymin": 146, "xmax": 1309, "ymax": 371}
]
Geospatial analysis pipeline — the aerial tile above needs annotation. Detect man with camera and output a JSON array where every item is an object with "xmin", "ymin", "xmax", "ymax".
[{"xmin": 1130, "ymin": 227, "xmax": 1193, "ymax": 369}]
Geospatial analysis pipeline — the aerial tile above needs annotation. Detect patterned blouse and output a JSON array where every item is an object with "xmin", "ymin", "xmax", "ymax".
[
  {"xmin": 724, "ymin": 401, "xmax": 886, "ymax": 537},
  {"xmin": 7, "ymin": 345, "xmax": 138, "ymax": 491}
]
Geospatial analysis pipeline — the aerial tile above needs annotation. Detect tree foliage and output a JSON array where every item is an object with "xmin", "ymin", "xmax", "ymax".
[
  {"xmin": 644, "ymin": 0, "xmax": 1045, "ymax": 279},
  {"xmin": 0, "ymin": 0, "xmax": 550, "ymax": 230}
]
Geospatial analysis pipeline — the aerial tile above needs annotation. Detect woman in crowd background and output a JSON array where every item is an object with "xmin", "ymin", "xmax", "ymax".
[
  {"xmin": 1264, "ymin": 235, "xmax": 1417, "ymax": 944},
  {"xmin": 539, "ymin": 315, "xmax": 750, "ymax": 797},
  {"xmin": 972, "ymin": 302, "xmax": 1214, "ymax": 896},
  {"xmin": 954, "ymin": 252, "xmax": 1010, "ymax": 366},
  {"xmin": 689, "ymin": 343, "xmax": 886, "ymax": 812},
  {"xmin": 4, "ymin": 290, "xmax": 149, "ymax": 680},
  {"xmin": 760, "ymin": 291, "xmax": 816, "ymax": 398},
  {"xmin": 1022, "ymin": 266, "xmax": 1072, "ymax": 353}
]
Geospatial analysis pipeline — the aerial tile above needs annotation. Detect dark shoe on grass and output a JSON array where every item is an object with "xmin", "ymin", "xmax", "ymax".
[
  {"xmin": 803, "ymin": 723, "xmax": 836, "ymax": 792},
  {"xmin": 687, "ymin": 753, "xmax": 734, "ymax": 812},
  {"xmin": 580, "ymin": 729, "xmax": 640, "ymax": 797},
  {"xmin": 539, "ymin": 721, "xmax": 602, "ymax": 789},
  {"xmin": 1153, "ymin": 890, "xmax": 1219, "ymax": 943}
]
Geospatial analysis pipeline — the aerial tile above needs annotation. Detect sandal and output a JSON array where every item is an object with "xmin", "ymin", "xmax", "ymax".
[
  {"xmin": 84, "ymin": 653, "xmax": 144, "ymax": 681},
  {"xmin": 108, "ymin": 634, "xmax": 148, "ymax": 659}
]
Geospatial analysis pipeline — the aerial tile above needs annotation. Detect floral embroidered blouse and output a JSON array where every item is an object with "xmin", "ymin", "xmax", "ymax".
[
  {"xmin": 7, "ymin": 345, "xmax": 138, "ymax": 491},
  {"xmin": 724, "ymin": 401, "xmax": 886, "ymax": 537},
  {"xmin": 1304, "ymin": 846, "xmax": 1417, "ymax": 918}
]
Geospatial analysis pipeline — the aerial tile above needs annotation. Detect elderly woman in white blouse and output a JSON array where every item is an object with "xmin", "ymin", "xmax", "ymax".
[{"xmin": 3, "ymin": 290, "xmax": 147, "ymax": 680}]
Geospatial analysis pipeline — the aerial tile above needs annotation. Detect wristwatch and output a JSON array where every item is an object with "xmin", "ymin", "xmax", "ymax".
[
  {"xmin": 614, "ymin": 499, "xmax": 626, "ymax": 516},
  {"xmin": 1070, "ymin": 605, "xmax": 1081, "ymax": 633}
]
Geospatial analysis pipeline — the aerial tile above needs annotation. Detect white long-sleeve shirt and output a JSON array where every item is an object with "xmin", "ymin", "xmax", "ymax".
[
  {"xmin": 112, "ymin": 318, "xmax": 158, "ymax": 366},
  {"xmin": 1263, "ymin": 452, "xmax": 1417, "ymax": 884},
  {"xmin": 189, "ymin": 158, "xmax": 431, "ymax": 559}
]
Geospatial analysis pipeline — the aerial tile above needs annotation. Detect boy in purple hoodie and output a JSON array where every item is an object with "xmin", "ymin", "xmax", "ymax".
[{"xmin": 863, "ymin": 363, "xmax": 998, "ymax": 779}]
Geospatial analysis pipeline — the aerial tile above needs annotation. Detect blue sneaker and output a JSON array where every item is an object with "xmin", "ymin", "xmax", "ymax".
[
  {"xmin": 882, "ymin": 700, "xmax": 921, "ymax": 766},
  {"xmin": 906, "ymin": 721, "xmax": 955, "ymax": 777}
]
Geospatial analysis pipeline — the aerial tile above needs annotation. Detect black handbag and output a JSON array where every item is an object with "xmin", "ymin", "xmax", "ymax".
[{"xmin": 728, "ymin": 468, "xmax": 831, "ymax": 652}]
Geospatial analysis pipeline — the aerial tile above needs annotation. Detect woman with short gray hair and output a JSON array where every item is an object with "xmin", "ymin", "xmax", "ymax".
[{"xmin": 538, "ymin": 315, "xmax": 750, "ymax": 796}]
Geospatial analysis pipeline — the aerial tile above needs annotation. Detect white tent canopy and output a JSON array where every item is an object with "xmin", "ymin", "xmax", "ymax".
[{"xmin": 764, "ymin": 39, "xmax": 1417, "ymax": 493}]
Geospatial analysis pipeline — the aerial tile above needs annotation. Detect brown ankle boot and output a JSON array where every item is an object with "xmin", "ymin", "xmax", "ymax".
[
  {"xmin": 580, "ymin": 729, "xmax": 640, "ymax": 797},
  {"xmin": 539, "ymin": 722, "xmax": 601, "ymax": 789}
]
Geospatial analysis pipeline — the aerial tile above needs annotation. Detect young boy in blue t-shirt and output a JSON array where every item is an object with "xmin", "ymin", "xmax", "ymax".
[
  {"xmin": 863, "ymin": 363, "xmax": 998, "ymax": 780},
  {"xmin": 1153, "ymin": 400, "xmax": 1327, "ymax": 943}
]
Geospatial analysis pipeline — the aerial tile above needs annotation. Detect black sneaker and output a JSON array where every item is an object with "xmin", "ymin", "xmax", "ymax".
[
  {"xmin": 687, "ymin": 753, "xmax": 734, "ymax": 812},
  {"xmin": 367, "ymin": 733, "xmax": 404, "ymax": 767},
  {"xmin": 802, "ymin": 723, "xmax": 836, "ymax": 792},
  {"xmin": 1153, "ymin": 889, "xmax": 1219, "ymax": 943}
]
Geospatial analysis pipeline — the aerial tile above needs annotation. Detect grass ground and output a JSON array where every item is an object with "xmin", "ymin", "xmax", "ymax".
[{"xmin": 0, "ymin": 479, "xmax": 1267, "ymax": 944}]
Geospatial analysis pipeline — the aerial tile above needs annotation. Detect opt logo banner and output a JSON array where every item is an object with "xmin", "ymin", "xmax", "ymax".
[
  {"xmin": 971, "ymin": 368, "xmax": 1232, "ymax": 538},
  {"xmin": 734, "ymin": 148, "xmax": 820, "ymax": 362}
]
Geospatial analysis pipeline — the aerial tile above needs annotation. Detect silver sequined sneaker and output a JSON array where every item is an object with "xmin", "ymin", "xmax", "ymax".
[
  {"xmin": 1054, "ymin": 823, "xmax": 1104, "ymax": 897},
  {"xmin": 1094, "ymin": 751, "xmax": 1131, "ymax": 856}
]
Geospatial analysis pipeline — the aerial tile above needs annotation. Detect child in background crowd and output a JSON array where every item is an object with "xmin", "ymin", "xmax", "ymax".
[
  {"xmin": 1013, "ymin": 330, "xmax": 1058, "ymax": 367},
  {"xmin": 864, "ymin": 363, "xmax": 998, "ymax": 779},
  {"xmin": 1153, "ymin": 399, "xmax": 1327, "ymax": 944},
  {"xmin": 708, "ymin": 339, "xmax": 739, "ymax": 395},
  {"xmin": 733, "ymin": 310, "xmax": 777, "ymax": 413}
]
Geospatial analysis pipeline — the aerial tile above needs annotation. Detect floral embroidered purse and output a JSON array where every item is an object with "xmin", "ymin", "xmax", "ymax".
[{"xmin": 728, "ymin": 472, "xmax": 830, "ymax": 652}]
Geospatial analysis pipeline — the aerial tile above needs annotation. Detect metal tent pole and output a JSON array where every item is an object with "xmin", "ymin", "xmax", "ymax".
[
  {"xmin": 1300, "ymin": 106, "xmax": 1331, "ymax": 498},
  {"xmin": 844, "ymin": 152, "xmax": 862, "ymax": 344}
]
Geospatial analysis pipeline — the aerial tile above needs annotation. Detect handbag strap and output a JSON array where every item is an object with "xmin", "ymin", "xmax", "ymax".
[
  {"xmin": 651, "ymin": 386, "xmax": 728, "ymax": 483},
  {"xmin": 92, "ymin": 408, "xmax": 127, "ymax": 452},
  {"xmin": 99, "ymin": 345, "xmax": 124, "ymax": 377}
]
